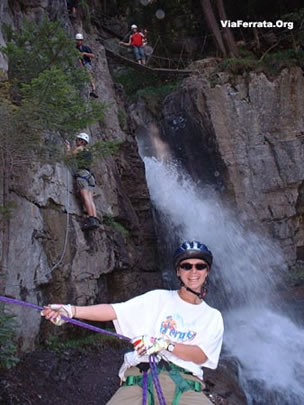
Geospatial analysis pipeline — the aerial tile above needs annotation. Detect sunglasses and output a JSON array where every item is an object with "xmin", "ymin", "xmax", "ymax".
[{"xmin": 179, "ymin": 263, "xmax": 208, "ymax": 271}]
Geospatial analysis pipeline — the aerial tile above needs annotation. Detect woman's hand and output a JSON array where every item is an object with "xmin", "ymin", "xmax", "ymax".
[
  {"xmin": 132, "ymin": 335, "xmax": 169, "ymax": 356},
  {"xmin": 41, "ymin": 304, "xmax": 75, "ymax": 326}
]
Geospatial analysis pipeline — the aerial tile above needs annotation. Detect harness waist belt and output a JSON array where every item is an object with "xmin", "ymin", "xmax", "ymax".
[{"xmin": 124, "ymin": 361, "xmax": 203, "ymax": 405}]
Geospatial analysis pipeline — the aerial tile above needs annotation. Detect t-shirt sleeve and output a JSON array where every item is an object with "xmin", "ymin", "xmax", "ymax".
[
  {"xmin": 84, "ymin": 45, "xmax": 93, "ymax": 53},
  {"xmin": 112, "ymin": 290, "xmax": 161, "ymax": 339},
  {"xmin": 197, "ymin": 310, "xmax": 224, "ymax": 369}
]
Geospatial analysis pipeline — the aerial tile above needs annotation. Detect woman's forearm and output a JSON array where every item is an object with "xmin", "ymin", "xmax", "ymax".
[
  {"xmin": 74, "ymin": 304, "xmax": 117, "ymax": 322},
  {"xmin": 171, "ymin": 342, "xmax": 207, "ymax": 364}
]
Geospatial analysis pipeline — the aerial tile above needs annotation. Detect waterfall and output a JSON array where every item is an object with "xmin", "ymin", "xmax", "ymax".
[{"xmin": 143, "ymin": 157, "xmax": 304, "ymax": 405}]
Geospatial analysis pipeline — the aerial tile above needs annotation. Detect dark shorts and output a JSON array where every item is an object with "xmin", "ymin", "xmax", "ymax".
[
  {"xmin": 133, "ymin": 46, "xmax": 145, "ymax": 61},
  {"xmin": 76, "ymin": 169, "xmax": 96, "ymax": 190},
  {"xmin": 83, "ymin": 63, "xmax": 93, "ymax": 73}
]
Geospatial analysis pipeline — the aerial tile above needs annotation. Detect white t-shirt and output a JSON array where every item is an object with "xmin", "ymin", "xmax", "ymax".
[{"xmin": 112, "ymin": 289, "xmax": 224, "ymax": 380}]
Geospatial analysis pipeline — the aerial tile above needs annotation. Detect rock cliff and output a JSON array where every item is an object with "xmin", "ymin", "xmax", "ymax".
[
  {"xmin": 132, "ymin": 62, "xmax": 304, "ymax": 269},
  {"xmin": 0, "ymin": 0, "xmax": 159, "ymax": 350}
]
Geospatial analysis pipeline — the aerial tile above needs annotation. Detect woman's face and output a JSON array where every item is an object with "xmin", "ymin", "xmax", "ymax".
[{"xmin": 177, "ymin": 258, "xmax": 209, "ymax": 292}]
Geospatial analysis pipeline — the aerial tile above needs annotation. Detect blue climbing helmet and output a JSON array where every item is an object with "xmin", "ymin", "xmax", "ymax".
[{"xmin": 173, "ymin": 240, "xmax": 213, "ymax": 269}]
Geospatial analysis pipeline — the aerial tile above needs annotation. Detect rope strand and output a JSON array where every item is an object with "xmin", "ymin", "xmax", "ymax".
[
  {"xmin": 0, "ymin": 296, "xmax": 130, "ymax": 342},
  {"xmin": 149, "ymin": 355, "xmax": 167, "ymax": 405}
]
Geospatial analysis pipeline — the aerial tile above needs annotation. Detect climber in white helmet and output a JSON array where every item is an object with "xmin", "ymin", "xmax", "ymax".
[
  {"xmin": 120, "ymin": 24, "xmax": 146, "ymax": 64},
  {"xmin": 66, "ymin": 133, "xmax": 100, "ymax": 230},
  {"xmin": 75, "ymin": 33, "xmax": 98, "ymax": 98}
]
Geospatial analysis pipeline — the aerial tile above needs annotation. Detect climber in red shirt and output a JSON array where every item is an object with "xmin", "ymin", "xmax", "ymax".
[{"xmin": 120, "ymin": 24, "xmax": 146, "ymax": 65}]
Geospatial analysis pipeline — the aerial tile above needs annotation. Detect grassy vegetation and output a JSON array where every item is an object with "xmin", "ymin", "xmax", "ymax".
[
  {"xmin": 113, "ymin": 68, "xmax": 180, "ymax": 100},
  {"xmin": 0, "ymin": 304, "xmax": 19, "ymax": 369},
  {"xmin": 78, "ymin": 0, "xmax": 91, "ymax": 31},
  {"xmin": 118, "ymin": 108, "xmax": 128, "ymax": 131},
  {"xmin": 211, "ymin": 49, "xmax": 304, "ymax": 83},
  {"xmin": 0, "ymin": 202, "xmax": 16, "ymax": 222},
  {"xmin": 103, "ymin": 215, "xmax": 129, "ymax": 240},
  {"xmin": 44, "ymin": 331, "xmax": 128, "ymax": 353},
  {"xmin": 287, "ymin": 266, "xmax": 304, "ymax": 286}
]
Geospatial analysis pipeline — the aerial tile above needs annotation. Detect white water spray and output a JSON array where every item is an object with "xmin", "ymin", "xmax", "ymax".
[{"xmin": 144, "ymin": 157, "xmax": 304, "ymax": 404}]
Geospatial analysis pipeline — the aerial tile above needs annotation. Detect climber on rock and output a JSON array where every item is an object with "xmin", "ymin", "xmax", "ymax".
[
  {"xmin": 120, "ymin": 24, "xmax": 146, "ymax": 65},
  {"xmin": 75, "ymin": 33, "xmax": 98, "ymax": 98},
  {"xmin": 66, "ymin": 132, "xmax": 100, "ymax": 231}
]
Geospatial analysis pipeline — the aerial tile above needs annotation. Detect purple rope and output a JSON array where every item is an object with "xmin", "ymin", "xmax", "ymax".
[
  {"xmin": 0, "ymin": 296, "xmax": 130, "ymax": 342},
  {"xmin": 149, "ymin": 355, "xmax": 167, "ymax": 405},
  {"xmin": 142, "ymin": 370, "xmax": 148, "ymax": 405}
]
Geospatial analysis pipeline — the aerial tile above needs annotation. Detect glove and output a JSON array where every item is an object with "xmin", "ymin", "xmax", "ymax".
[
  {"xmin": 41, "ymin": 304, "xmax": 74, "ymax": 326},
  {"xmin": 132, "ymin": 335, "xmax": 168, "ymax": 356}
]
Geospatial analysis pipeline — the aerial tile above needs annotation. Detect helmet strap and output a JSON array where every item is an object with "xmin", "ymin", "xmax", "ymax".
[{"xmin": 180, "ymin": 279, "xmax": 208, "ymax": 300}]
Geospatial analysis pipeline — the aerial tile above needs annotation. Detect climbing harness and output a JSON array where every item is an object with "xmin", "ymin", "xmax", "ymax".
[
  {"xmin": 124, "ymin": 359, "xmax": 204, "ymax": 405},
  {"xmin": 75, "ymin": 169, "xmax": 96, "ymax": 187},
  {"xmin": 0, "ymin": 296, "xmax": 206, "ymax": 405}
]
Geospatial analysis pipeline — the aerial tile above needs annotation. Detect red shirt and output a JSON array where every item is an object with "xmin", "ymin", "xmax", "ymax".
[{"xmin": 131, "ymin": 32, "xmax": 144, "ymax": 47}]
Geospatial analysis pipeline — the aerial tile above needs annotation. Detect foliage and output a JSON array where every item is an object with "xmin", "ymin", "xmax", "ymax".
[
  {"xmin": 287, "ymin": 266, "xmax": 304, "ymax": 285},
  {"xmin": 113, "ymin": 68, "xmax": 179, "ymax": 98},
  {"xmin": 217, "ymin": 57, "xmax": 259, "ymax": 75},
  {"xmin": 137, "ymin": 81, "xmax": 180, "ymax": 115},
  {"xmin": 0, "ymin": 304, "xmax": 19, "ymax": 369},
  {"xmin": 118, "ymin": 108, "xmax": 128, "ymax": 130},
  {"xmin": 213, "ymin": 47, "xmax": 304, "ymax": 79},
  {"xmin": 64, "ymin": 140, "xmax": 122, "ymax": 170},
  {"xmin": 78, "ymin": 0, "xmax": 91, "ymax": 31},
  {"xmin": 89, "ymin": 139, "xmax": 122, "ymax": 158},
  {"xmin": 0, "ymin": 202, "xmax": 16, "ymax": 222},
  {"xmin": 113, "ymin": 68, "xmax": 180, "ymax": 114},
  {"xmin": 263, "ymin": 49, "xmax": 304, "ymax": 74},
  {"xmin": 44, "ymin": 331, "xmax": 127, "ymax": 353},
  {"xmin": 282, "ymin": 8, "xmax": 304, "ymax": 29},
  {"xmin": 1, "ymin": 17, "xmax": 106, "ymax": 167},
  {"xmin": 103, "ymin": 215, "xmax": 129, "ymax": 239},
  {"xmin": 136, "ymin": 82, "xmax": 180, "ymax": 98}
]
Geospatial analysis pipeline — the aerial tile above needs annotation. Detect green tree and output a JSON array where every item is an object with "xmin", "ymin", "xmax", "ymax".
[{"xmin": 1, "ymin": 17, "xmax": 106, "ymax": 163}]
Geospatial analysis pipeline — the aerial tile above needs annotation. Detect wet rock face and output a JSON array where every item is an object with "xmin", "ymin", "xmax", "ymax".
[
  {"xmin": 159, "ymin": 86, "xmax": 229, "ymax": 192},
  {"xmin": 0, "ymin": 0, "xmax": 159, "ymax": 350},
  {"xmin": 132, "ymin": 66, "xmax": 304, "ymax": 268},
  {"xmin": 194, "ymin": 68, "xmax": 304, "ymax": 265},
  {"xmin": 194, "ymin": 67, "xmax": 304, "ymax": 265}
]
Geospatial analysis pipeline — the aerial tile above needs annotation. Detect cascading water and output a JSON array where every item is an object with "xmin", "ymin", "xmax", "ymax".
[{"xmin": 142, "ymin": 157, "xmax": 304, "ymax": 405}]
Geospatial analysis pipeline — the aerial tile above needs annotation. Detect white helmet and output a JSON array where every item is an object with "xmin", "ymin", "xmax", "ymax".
[
  {"xmin": 131, "ymin": 24, "xmax": 138, "ymax": 29},
  {"xmin": 76, "ymin": 132, "xmax": 90, "ymax": 144},
  {"xmin": 75, "ymin": 33, "xmax": 84, "ymax": 40}
]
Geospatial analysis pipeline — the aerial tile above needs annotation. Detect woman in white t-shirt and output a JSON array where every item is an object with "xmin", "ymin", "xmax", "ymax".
[{"xmin": 42, "ymin": 240, "xmax": 224, "ymax": 405}]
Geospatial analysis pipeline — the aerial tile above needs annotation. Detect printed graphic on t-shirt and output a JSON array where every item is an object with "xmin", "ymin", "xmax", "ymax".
[{"xmin": 159, "ymin": 315, "xmax": 197, "ymax": 342}]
